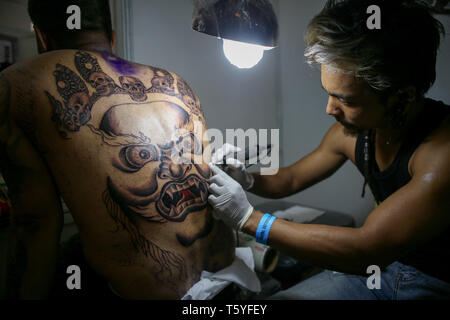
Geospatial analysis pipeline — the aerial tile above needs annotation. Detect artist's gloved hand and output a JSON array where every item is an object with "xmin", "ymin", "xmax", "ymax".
[
  {"xmin": 208, "ymin": 163, "xmax": 254, "ymax": 231},
  {"xmin": 211, "ymin": 143, "xmax": 255, "ymax": 190}
]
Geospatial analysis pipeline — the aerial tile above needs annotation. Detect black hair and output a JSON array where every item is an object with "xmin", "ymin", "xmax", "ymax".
[{"xmin": 28, "ymin": 0, "xmax": 113, "ymax": 49}]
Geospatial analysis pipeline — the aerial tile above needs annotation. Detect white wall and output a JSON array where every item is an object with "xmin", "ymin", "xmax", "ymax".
[{"xmin": 0, "ymin": 0, "xmax": 37, "ymax": 62}]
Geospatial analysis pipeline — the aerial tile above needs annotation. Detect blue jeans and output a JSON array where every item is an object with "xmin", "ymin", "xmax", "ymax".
[{"xmin": 269, "ymin": 261, "xmax": 450, "ymax": 300}]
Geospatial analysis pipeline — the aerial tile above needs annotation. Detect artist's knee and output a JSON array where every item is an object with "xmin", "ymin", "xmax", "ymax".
[{"xmin": 268, "ymin": 270, "xmax": 337, "ymax": 300}]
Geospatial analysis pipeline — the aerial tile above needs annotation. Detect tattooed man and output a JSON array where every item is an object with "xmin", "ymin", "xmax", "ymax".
[{"xmin": 0, "ymin": 0, "xmax": 234, "ymax": 299}]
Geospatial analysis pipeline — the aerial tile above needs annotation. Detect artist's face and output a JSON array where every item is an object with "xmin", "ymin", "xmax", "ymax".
[{"xmin": 321, "ymin": 64, "xmax": 388, "ymax": 136}]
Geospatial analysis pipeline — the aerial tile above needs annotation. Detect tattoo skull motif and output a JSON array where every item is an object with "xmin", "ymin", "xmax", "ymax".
[
  {"xmin": 46, "ymin": 64, "xmax": 93, "ymax": 132},
  {"xmin": 177, "ymin": 78, "xmax": 202, "ymax": 118},
  {"xmin": 88, "ymin": 72, "xmax": 116, "ymax": 97},
  {"xmin": 119, "ymin": 76, "xmax": 148, "ymax": 102},
  {"xmin": 66, "ymin": 92, "xmax": 92, "ymax": 129},
  {"xmin": 148, "ymin": 68, "xmax": 175, "ymax": 95},
  {"xmin": 47, "ymin": 51, "xmax": 208, "ymax": 137},
  {"xmin": 75, "ymin": 51, "xmax": 119, "ymax": 98}
]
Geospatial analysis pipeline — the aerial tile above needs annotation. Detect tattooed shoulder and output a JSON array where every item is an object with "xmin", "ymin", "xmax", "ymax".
[
  {"xmin": 146, "ymin": 67, "xmax": 206, "ymax": 125},
  {"xmin": 173, "ymin": 73, "xmax": 206, "ymax": 122},
  {"xmin": 45, "ymin": 51, "xmax": 206, "ymax": 138}
]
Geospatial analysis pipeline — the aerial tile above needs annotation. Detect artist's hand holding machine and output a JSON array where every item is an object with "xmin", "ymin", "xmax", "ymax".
[
  {"xmin": 207, "ymin": 143, "xmax": 286, "ymax": 275},
  {"xmin": 209, "ymin": 144, "xmax": 275, "ymax": 244},
  {"xmin": 208, "ymin": 163, "xmax": 255, "ymax": 232}
]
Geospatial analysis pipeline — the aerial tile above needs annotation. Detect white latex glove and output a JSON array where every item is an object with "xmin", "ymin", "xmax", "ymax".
[
  {"xmin": 208, "ymin": 163, "xmax": 254, "ymax": 231},
  {"xmin": 211, "ymin": 143, "xmax": 255, "ymax": 190}
]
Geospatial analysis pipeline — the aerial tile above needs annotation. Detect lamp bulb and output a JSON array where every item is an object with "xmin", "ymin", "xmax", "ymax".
[{"xmin": 222, "ymin": 39, "xmax": 272, "ymax": 69}]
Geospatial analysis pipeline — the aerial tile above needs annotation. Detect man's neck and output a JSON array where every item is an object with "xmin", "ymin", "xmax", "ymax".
[
  {"xmin": 376, "ymin": 99, "xmax": 425, "ymax": 147},
  {"xmin": 76, "ymin": 42, "xmax": 112, "ymax": 53}
]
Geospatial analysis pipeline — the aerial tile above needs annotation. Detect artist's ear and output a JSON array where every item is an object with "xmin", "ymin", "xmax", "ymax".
[
  {"xmin": 111, "ymin": 30, "xmax": 117, "ymax": 51},
  {"xmin": 386, "ymin": 86, "xmax": 416, "ymax": 107},
  {"xmin": 33, "ymin": 25, "xmax": 48, "ymax": 53},
  {"xmin": 384, "ymin": 85, "xmax": 417, "ymax": 129},
  {"xmin": 396, "ymin": 86, "xmax": 417, "ymax": 112}
]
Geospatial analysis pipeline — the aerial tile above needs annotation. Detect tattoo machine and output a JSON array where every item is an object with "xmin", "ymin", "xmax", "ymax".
[{"xmin": 215, "ymin": 144, "xmax": 273, "ymax": 170}]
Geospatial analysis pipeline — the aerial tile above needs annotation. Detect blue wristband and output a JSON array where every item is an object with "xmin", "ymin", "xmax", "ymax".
[
  {"xmin": 262, "ymin": 215, "xmax": 276, "ymax": 244},
  {"xmin": 256, "ymin": 214, "xmax": 271, "ymax": 243},
  {"xmin": 256, "ymin": 214, "xmax": 276, "ymax": 245}
]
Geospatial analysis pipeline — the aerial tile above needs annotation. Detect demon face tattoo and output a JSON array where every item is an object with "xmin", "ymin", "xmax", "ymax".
[
  {"xmin": 88, "ymin": 101, "xmax": 211, "ymax": 290},
  {"xmin": 45, "ymin": 51, "xmax": 214, "ymax": 296},
  {"xmin": 46, "ymin": 51, "xmax": 210, "ymax": 225},
  {"xmin": 95, "ymin": 101, "xmax": 209, "ymax": 224}
]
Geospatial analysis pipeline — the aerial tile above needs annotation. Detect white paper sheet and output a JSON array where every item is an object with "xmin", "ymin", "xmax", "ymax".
[
  {"xmin": 272, "ymin": 205, "xmax": 325, "ymax": 223},
  {"xmin": 181, "ymin": 247, "xmax": 261, "ymax": 300}
]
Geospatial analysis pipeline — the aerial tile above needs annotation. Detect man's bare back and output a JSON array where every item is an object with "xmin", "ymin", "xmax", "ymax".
[{"xmin": 1, "ymin": 50, "xmax": 235, "ymax": 299}]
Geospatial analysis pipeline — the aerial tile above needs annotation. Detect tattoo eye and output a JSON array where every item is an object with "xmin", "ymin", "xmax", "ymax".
[
  {"xmin": 119, "ymin": 145, "xmax": 159, "ymax": 170},
  {"xmin": 177, "ymin": 133, "xmax": 202, "ymax": 155},
  {"xmin": 139, "ymin": 150, "xmax": 150, "ymax": 159}
]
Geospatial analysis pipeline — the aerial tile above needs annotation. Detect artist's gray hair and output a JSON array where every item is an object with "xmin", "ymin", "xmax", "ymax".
[{"xmin": 305, "ymin": 0, "xmax": 445, "ymax": 96}]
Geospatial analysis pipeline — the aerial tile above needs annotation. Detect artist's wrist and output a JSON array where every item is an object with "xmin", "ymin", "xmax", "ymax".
[
  {"xmin": 241, "ymin": 209, "xmax": 263, "ymax": 235},
  {"xmin": 245, "ymin": 173, "xmax": 255, "ymax": 191}
]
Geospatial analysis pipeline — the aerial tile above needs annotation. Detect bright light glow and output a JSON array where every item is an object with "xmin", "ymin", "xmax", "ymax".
[{"xmin": 223, "ymin": 39, "xmax": 273, "ymax": 69}]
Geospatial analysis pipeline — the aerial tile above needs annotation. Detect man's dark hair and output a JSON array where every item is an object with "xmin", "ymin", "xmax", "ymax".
[
  {"xmin": 305, "ymin": 0, "xmax": 445, "ymax": 97},
  {"xmin": 28, "ymin": 0, "xmax": 113, "ymax": 49}
]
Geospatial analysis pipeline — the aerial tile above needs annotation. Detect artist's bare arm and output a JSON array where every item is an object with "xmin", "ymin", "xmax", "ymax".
[
  {"xmin": 249, "ymin": 123, "xmax": 349, "ymax": 199},
  {"xmin": 0, "ymin": 73, "xmax": 63, "ymax": 299},
  {"xmin": 243, "ymin": 125, "xmax": 450, "ymax": 275}
]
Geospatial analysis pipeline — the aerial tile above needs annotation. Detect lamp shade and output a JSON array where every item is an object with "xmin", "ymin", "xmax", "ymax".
[{"xmin": 192, "ymin": 0, "xmax": 279, "ymax": 48}]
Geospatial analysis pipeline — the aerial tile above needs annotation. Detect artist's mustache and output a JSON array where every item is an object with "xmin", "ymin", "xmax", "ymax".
[{"xmin": 335, "ymin": 117, "xmax": 358, "ymax": 130}]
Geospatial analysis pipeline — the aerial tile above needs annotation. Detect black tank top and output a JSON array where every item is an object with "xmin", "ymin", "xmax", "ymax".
[{"xmin": 355, "ymin": 99, "xmax": 450, "ymax": 283}]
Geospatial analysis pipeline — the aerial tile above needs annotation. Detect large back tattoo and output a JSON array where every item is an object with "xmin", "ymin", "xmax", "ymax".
[{"xmin": 45, "ymin": 51, "xmax": 212, "ymax": 295}]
